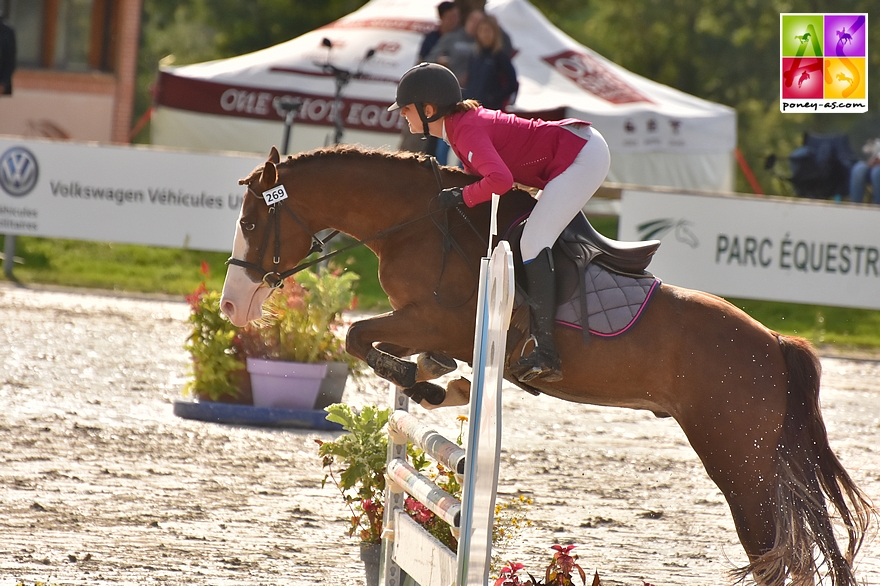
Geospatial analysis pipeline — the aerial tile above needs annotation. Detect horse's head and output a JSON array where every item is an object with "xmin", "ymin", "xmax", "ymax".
[{"xmin": 220, "ymin": 146, "xmax": 317, "ymax": 326}]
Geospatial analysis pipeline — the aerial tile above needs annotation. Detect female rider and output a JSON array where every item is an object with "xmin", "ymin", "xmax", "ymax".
[{"xmin": 388, "ymin": 62, "xmax": 611, "ymax": 383}]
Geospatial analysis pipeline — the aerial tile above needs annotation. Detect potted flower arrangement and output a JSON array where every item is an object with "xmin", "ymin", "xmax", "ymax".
[
  {"xmin": 316, "ymin": 407, "xmax": 534, "ymax": 586},
  {"xmin": 239, "ymin": 267, "xmax": 361, "ymax": 410},
  {"xmin": 183, "ymin": 264, "xmax": 360, "ymax": 410},
  {"xmin": 315, "ymin": 403, "xmax": 391, "ymax": 586},
  {"xmin": 183, "ymin": 283, "xmax": 252, "ymax": 404}
]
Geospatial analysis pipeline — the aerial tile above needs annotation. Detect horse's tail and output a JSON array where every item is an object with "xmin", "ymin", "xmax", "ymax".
[{"xmin": 743, "ymin": 335, "xmax": 873, "ymax": 585}]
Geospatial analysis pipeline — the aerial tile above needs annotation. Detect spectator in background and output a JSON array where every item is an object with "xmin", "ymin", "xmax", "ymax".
[
  {"xmin": 426, "ymin": 8, "xmax": 485, "ymax": 88},
  {"xmin": 418, "ymin": 2, "xmax": 460, "ymax": 63},
  {"xmin": 464, "ymin": 15, "xmax": 518, "ymax": 110},
  {"xmin": 405, "ymin": 1, "xmax": 461, "ymax": 157},
  {"xmin": 0, "ymin": 11, "xmax": 15, "ymax": 96},
  {"xmin": 849, "ymin": 138, "xmax": 880, "ymax": 204},
  {"xmin": 417, "ymin": 9, "xmax": 485, "ymax": 164},
  {"xmin": 426, "ymin": 9, "xmax": 513, "ymax": 88},
  {"xmin": 423, "ymin": 9, "xmax": 512, "ymax": 163}
]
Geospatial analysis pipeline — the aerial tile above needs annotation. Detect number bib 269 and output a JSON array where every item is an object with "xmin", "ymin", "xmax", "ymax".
[{"xmin": 262, "ymin": 185, "xmax": 289, "ymax": 206}]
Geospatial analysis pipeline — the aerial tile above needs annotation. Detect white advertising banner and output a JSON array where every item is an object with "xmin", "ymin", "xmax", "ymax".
[
  {"xmin": 619, "ymin": 189, "xmax": 880, "ymax": 310},
  {"xmin": 0, "ymin": 137, "xmax": 263, "ymax": 252}
]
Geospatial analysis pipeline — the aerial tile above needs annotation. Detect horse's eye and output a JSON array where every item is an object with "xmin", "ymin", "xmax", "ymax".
[{"xmin": 241, "ymin": 221, "xmax": 255, "ymax": 232}]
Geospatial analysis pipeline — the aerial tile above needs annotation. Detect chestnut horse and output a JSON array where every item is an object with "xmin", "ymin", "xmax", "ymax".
[{"xmin": 220, "ymin": 145, "xmax": 871, "ymax": 585}]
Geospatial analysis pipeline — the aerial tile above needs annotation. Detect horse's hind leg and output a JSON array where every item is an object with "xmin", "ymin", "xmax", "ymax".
[
  {"xmin": 722, "ymin": 478, "xmax": 786, "ymax": 585},
  {"xmin": 676, "ymin": 386, "xmax": 790, "ymax": 584}
]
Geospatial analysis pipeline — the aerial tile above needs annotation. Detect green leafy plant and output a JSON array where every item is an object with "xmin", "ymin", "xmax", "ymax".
[
  {"xmin": 183, "ymin": 280, "xmax": 246, "ymax": 401},
  {"xmin": 241, "ymin": 266, "xmax": 361, "ymax": 371},
  {"xmin": 316, "ymin": 403, "xmax": 391, "ymax": 544},
  {"xmin": 315, "ymin": 408, "xmax": 534, "ymax": 556},
  {"xmin": 184, "ymin": 264, "xmax": 361, "ymax": 401}
]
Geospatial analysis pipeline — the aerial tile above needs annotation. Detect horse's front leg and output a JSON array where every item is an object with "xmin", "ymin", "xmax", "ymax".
[
  {"xmin": 369, "ymin": 343, "xmax": 457, "ymax": 382},
  {"xmin": 417, "ymin": 351, "xmax": 458, "ymax": 380},
  {"xmin": 346, "ymin": 309, "xmax": 465, "ymax": 408}
]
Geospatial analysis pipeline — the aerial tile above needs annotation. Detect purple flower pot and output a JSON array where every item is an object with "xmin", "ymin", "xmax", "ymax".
[{"xmin": 246, "ymin": 358, "xmax": 348, "ymax": 410}]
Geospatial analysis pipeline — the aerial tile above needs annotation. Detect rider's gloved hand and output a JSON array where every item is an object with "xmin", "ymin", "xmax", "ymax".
[{"xmin": 437, "ymin": 187, "xmax": 464, "ymax": 209}]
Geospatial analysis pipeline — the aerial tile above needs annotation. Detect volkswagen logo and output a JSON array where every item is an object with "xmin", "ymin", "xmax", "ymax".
[{"xmin": 0, "ymin": 146, "xmax": 39, "ymax": 197}]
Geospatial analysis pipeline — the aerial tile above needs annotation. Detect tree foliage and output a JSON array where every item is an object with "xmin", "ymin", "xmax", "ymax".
[
  {"xmin": 136, "ymin": 0, "xmax": 880, "ymax": 194},
  {"xmin": 134, "ymin": 0, "xmax": 370, "ymax": 141},
  {"xmin": 533, "ymin": 0, "xmax": 880, "ymax": 193}
]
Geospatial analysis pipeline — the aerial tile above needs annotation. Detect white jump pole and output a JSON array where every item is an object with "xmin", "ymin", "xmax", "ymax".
[{"xmin": 381, "ymin": 194, "xmax": 514, "ymax": 586}]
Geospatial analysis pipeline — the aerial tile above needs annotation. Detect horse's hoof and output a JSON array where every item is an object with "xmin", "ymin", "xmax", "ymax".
[
  {"xmin": 404, "ymin": 381, "xmax": 446, "ymax": 407},
  {"xmin": 417, "ymin": 352, "xmax": 458, "ymax": 380},
  {"xmin": 366, "ymin": 348, "xmax": 418, "ymax": 388},
  {"xmin": 443, "ymin": 377, "xmax": 471, "ymax": 407}
]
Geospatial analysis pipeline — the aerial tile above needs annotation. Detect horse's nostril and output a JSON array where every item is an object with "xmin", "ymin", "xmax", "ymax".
[{"xmin": 220, "ymin": 299, "xmax": 235, "ymax": 318}]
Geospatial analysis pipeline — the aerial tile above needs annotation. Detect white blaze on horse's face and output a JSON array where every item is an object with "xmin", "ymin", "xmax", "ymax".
[{"xmin": 219, "ymin": 205, "xmax": 273, "ymax": 326}]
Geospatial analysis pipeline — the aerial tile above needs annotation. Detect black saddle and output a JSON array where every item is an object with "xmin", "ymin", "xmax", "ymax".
[
  {"xmin": 505, "ymin": 211, "xmax": 661, "ymax": 304},
  {"xmin": 557, "ymin": 211, "xmax": 660, "ymax": 273},
  {"xmin": 500, "ymin": 211, "xmax": 660, "ymax": 398}
]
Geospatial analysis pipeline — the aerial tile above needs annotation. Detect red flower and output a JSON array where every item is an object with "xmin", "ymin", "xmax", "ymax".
[
  {"xmin": 405, "ymin": 497, "xmax": 434, "ymax": 524},
  {"xmin": 186, "ymin": 282, "xmax": 208, "ymax": 309},
  {"xmin": 494, "ymin": 561, "xmax": 527, "ymax": 586},
  {"xmin": 200, "ymin": 261, "xmax": 210, "ymax": 277}
]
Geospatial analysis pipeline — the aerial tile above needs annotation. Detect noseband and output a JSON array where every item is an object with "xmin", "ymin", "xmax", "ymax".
[
  {"xmin": 227, "ymin": 159, "xmax": 480, "ymax": 299},
  {"xmin": 226, "ymin": 187, "xmax": 338, "ymax": 289}
]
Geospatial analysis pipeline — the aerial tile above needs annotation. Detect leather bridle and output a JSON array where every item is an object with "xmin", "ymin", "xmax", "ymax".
[
  {"xmin": 226, "ymin": 158, "xmax": 483, "ymax": 299},
  {"xmin": 225, "ymin": 186, "xmax": 339, "ymax": 288},
  {"xmin": 226, "ymin": 185, "xmax": 442, "ymax": 290}
]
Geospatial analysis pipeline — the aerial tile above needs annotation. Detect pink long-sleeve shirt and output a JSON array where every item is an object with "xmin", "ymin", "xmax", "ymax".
[{"xmin": 443, "ymin": 106, "xmax": 590, "ymax": 207}]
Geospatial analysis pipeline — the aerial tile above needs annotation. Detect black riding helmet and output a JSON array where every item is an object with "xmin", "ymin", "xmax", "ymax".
[{"xmin": 388, "ymin": 62, "xmax": 462, "ymax": 137}]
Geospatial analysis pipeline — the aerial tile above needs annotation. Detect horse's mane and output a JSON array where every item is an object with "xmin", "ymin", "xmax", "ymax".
[
  {"xmin": 284, "ymin": 144, "xmax": 430, "ymax": 166},
  {"xmin": 240, "ymin": 144, "xmax": 466, "ymax": 186}
]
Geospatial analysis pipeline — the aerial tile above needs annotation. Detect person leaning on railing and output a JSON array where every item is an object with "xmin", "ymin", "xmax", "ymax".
[
  {"xmin": 0, "ymin": 11, "xmax": 15, "ymax": 96},
  {"xmin": 849, "ymin": 137, "xmax": 880, "ymax": 205}
]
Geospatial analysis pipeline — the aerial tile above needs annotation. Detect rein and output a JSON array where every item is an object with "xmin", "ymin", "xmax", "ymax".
[
  {"xmin": 227, "ymin": 157, "xmax": 485, "ymax": 303},
  {"xmin": 228, "ymin": 185, "xmax": 443, "ymax": 289},
  {"xmin": 427, "ymin": 157, "xmax": 482, "ymax": 307}
]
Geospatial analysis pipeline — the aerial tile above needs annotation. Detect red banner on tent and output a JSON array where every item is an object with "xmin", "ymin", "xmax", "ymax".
[
  {"xmin": 156, "ymin": 71, "xmax": 405, "ymax": 134},
  {"xmin": 541, "ymin": 50, "xmax": 653, "ymax": 105}
]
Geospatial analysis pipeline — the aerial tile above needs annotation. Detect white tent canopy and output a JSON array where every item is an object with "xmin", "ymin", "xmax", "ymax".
[{"xmin": 152, "ymin": 0, "xmax": 737, "ymax": 192}]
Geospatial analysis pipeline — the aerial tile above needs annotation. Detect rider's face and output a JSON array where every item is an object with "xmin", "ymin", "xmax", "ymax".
[{"xmin": 400, "ymin": 104, "xmax": 424, "ymax": 134}]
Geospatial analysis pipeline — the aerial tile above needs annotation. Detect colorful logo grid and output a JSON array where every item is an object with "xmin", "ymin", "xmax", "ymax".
[{"xmin": 780, "ymin": 13, "xmax": 868, "ymax": 113}]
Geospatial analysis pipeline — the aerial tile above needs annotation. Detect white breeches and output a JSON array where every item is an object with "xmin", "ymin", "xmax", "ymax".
[{"xmin": 520, "ymin": 127, "xmax": 611, "ymax": 262}]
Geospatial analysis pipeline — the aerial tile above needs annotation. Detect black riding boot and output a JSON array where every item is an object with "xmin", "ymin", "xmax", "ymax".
[{"xmin": 515, "ymin": 247, "xmax": 562, "ymax": 383}]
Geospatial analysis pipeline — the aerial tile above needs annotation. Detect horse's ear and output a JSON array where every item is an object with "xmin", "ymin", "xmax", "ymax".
[
  {"xmin": 268, "ymin": 146, "xmax": 280, "ymax": 164},
  {"xmin": 262, "ymin": 161, "xmax": 278, "ymax": 187}
]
